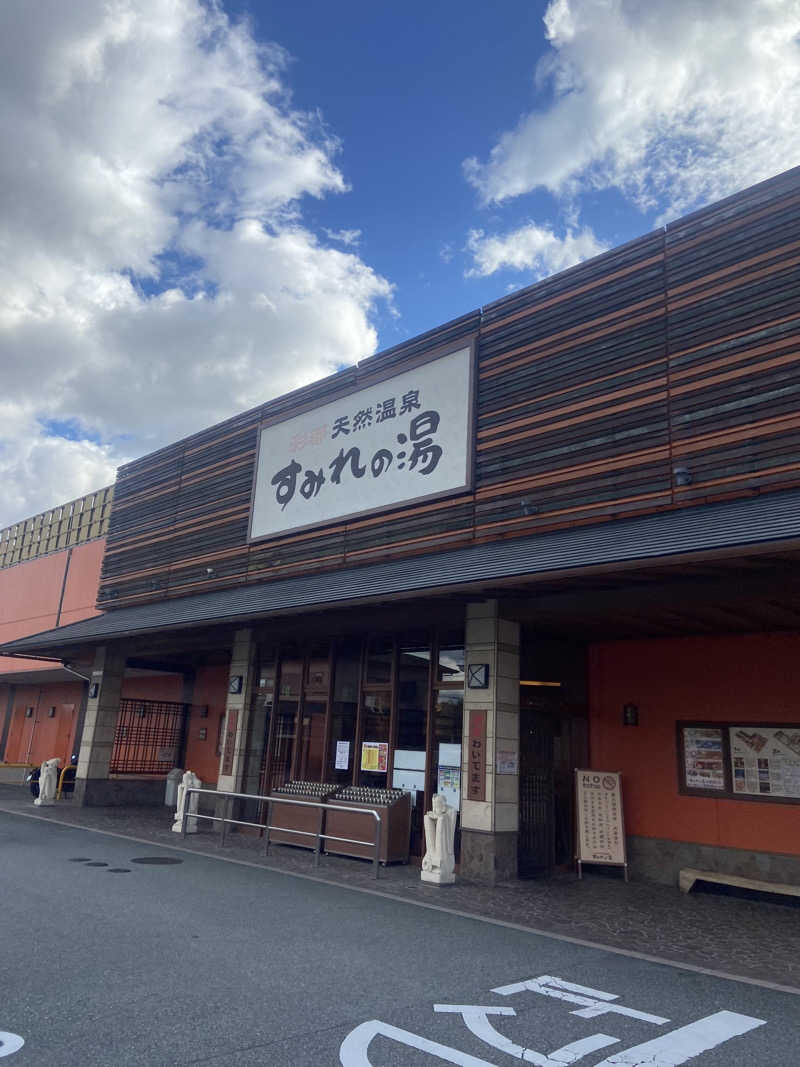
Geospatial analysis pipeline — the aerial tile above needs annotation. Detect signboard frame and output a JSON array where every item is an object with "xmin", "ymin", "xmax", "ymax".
[
  {"xmin": 574, "ymin": 769, "xmax": 628, "ymax": 881},
  {"xmin": 247, "ymin": 338, "xmax": 477, "ymax": 544},
  {"xmin": 677, "ymin": 720, "xmax": 800, "ymax": 804}
]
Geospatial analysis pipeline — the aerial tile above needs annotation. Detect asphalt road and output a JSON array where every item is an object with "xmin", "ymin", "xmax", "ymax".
[{"xmin": 1, "ymin": 811, "xmax": 798, "ymax": 1066}]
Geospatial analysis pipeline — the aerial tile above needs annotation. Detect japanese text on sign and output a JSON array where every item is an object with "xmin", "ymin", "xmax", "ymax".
[
  {"xmin": 468, "ymin": 709, "xmax": 487, "ymax": 802},
  {"xmin": 575, "ymin": 769, "xmax": 626, "ymax": 866},
  {"xmin": 250, "ymin": 347, "xmax": 472, "ymax": 539}
]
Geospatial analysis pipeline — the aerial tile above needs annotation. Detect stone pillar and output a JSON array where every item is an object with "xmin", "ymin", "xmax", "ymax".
[
  {"xmin": 460, "ymin": 600, "xmax": 520, "ymax": 885},
  {"xmin": 73, "ymin": 645, "xmax": 126, "ymax": 806},
  {"xmin": 216, "ymin": 628, "xmax": 257, "ymax": 795}
]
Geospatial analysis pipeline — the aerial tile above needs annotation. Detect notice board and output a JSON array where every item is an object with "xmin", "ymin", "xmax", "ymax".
[{"xmin": 575, "ymin": 769, "xmax": 627, "ymax": 879}]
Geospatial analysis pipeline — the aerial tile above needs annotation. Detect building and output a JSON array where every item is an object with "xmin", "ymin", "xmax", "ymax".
[{"xmin": 3, "ymin": 167, "xmax": 800, "ymax": 886}]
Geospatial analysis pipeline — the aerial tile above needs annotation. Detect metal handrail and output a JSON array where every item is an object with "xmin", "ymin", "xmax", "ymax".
[{"xmin": 181, "ymin": 787, "xmax": 383, "ymax": 879}]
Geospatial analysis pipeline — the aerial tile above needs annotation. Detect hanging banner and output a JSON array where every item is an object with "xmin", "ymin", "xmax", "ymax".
[
  {"xmin": 250, "ymin": 346, "xmax": 473, "ymax": 540},
  {"xmin": 575, "ymin": 769, "xmax": 627, "ymax": 878}
]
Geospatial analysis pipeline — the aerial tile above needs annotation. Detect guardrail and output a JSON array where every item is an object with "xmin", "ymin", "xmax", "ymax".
[{"xmin": 181, "ymin": 787, "xmax": 383, "ymax": 879}]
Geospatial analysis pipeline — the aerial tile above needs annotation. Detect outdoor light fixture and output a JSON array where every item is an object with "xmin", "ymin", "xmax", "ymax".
[
  {"xmin": 673, "ymin": 466, "xmax": 692, "ymax": 487},
  {"xmin": 205, "ymin": 566, "xmax": 215, "ymax": 576},
  {"xmin": 623, "ymin": 703, "xmax": 639, "ymax": 726}
]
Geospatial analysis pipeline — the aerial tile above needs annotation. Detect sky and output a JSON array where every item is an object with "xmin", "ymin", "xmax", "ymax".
[{"xmin": 1, "ymin": 0, "xmax": 799, "ymax": 527}]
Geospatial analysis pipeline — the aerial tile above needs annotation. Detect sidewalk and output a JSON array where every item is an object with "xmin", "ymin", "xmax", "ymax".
[{"xmin": 2, "ymin": 782, "xmax": 798, "ymax": 993}]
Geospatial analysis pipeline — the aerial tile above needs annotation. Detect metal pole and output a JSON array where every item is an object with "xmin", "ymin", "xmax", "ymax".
[
  {"xmin": 181, "ymin": 788, "xmax": 188, "ymax": 839},
  {"xmin": 264, "ymin": 798, "xmax": 272, "ymax": 856},
  {"xmin": 373, "ymin": 810, "xmax": 380, "ymax": 880},
  {"xmin": 220, "ymin": 794, "xmax": 230, "ymax": 848},
  {"xmin": 314, "ymin": 804, "xmax": 324, "ymax": 868}
]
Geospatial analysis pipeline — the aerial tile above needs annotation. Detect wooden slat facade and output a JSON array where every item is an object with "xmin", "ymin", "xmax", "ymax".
[{"xmin": 98, "ymin": 167, "xmax": 800, "ymax": 609}]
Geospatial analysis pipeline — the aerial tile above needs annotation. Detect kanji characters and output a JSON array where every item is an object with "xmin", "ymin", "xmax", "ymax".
[
  {"xmin": 399, "ymin": 389, "xmax": 420, "ymax": 414},
  {"xmin": 408, "ymin": 410, "xmax": 442, "ymax": 475},
  {"xmin": 332, "ymin": 415, "xmax": 350, "ymax": 438},
  {"xmin": 352, "ymin": 407, "xmax": 373, "ymax": 431},
  {"xmin": 375, "ymin": 398, "xmax": 396, "ymax": 423}
]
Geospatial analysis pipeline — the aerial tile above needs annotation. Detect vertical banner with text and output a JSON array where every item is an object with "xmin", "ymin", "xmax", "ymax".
[{"xmin": 468, "ymin": 709, "xmax": 487, "ymax": 802}]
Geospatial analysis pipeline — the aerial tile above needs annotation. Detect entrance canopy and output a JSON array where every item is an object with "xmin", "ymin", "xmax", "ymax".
[{"xmin": 4, "ymin": 486, "xmax": 800, "ymax": 660}]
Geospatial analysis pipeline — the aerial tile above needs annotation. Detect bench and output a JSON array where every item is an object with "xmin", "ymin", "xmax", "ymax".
[{"xmin": 679, "ymin": 867, "xmax": 800, "ymax": 899}]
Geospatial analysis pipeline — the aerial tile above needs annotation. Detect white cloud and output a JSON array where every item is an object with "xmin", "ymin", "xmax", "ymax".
[
  {"xmin": 464, "ymin": 0, "xmax": 800, "ymax": 217},
  {"xmin": 0, "ymin": 0, "xmax": 391, "ymax": 527},
  {"xmin": 324, "ymin": 228, "xmax": 362, "ymax": 247},
  {"xmin": 466, "ymin": 223, "xmax": 606, "ymax": 278}
]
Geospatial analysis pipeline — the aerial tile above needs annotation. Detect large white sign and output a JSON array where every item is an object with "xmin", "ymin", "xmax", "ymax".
[{"xmin": 250, "ymin": 347, "xmax": 473, "ymax": 540}]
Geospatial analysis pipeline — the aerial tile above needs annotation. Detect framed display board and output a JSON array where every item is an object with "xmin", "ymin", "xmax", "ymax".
[
  {"xmin": 677, "ymin": 722, "xmax": 800, "ymax": 804},
  {"xmin": 574, "ymin": 769, "xmax": 628, "ymax": 880}
]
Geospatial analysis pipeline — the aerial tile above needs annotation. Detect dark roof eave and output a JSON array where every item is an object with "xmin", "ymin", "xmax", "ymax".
[{"xmin": 4, "ymin": 487, "xmax": 800, "ymax": 657}]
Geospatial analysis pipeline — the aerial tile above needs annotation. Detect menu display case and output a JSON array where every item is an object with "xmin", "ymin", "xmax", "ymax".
[
  {"xmin": 268, "ymin": 780, "xmax": 339, "ymax": 848},
  {"xmin": 325, "ymin": 787, "xmax": 412, "ymax": 863}
]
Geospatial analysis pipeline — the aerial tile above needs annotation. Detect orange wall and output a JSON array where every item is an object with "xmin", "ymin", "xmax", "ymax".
[
  {"xmin": 184, "ymin": 665, "xmax": 228, "ymax": 785},
  {"xmin": 589, "ymin": 632, "xmax": 800, "ymax": 857},
  {"xmin": 3, "ymin": 681, "xmax": 84, "ymax": 765},
  {"xmin": 0, "ymin": 539, "xmax": 105, "ymax": 674},
  {"xmin": 119, "ymin": 664, "xmax": 228, "ymax": 784}
]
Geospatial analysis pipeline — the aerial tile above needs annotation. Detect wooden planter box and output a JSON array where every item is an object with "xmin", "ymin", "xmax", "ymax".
[
  {"xmin": 267, "ymin": 784, "xmax": 338, "ymax": 849},
  {"xmin": 325, "ymin": 791, "xmax": 412, "ymax": 864}
]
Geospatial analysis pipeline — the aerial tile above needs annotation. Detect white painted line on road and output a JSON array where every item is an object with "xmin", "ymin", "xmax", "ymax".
[
  {"xmin": 594, "ymin": 1009, "xmax": 765, "ymax": 1065},
  {"xmin": 432, "ymin": 1004, "xmax": 618, "ymax": 1064},
  {"xmin": 493, "ymin": 975, "xmax": 669, "ymax": 1024},
  {"xmin": 0, "ymin": 1031, "xmax": 24, "ymax": 1057},
  {"xmin": 4, "ymin": 806, "xmax": 799, "ymax": 1000},
  {"xmin": 340, "ymin": 1020, "xmax": 498, "ymax": 1066}
]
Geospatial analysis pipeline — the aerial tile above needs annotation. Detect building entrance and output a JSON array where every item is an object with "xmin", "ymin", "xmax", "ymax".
[
  {"xmin": 517, "ymin": 640, "xmax": 588, "ymax": 877},
  {"xmin": 250, "ymin": 627, "xmax": 465, "ymax": 858}
]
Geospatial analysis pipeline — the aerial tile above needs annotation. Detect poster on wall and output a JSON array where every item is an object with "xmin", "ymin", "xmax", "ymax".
[
  {"xmin": 682, "ymin": 726, "xmax": 726, "ymax": 791},
  {"xmin": 360, "ymin": 741, "xmax": 388, "ymax": 773},
  {"xmin": 729, "ymin": 726, "xmax": 800, "ymax": 798},
  {"xmin": 335, "ymin": 740, "xmax": 350, "ymax": 770},
  {"xmin": 575, "ymin": 769, "xmax": 627, "ymax": 878},
  {"xmin": 250, "ymin": 346, "xmax": 473, "ymax": 541},
  {"xmin": 437, "ymin": 766, "xmax": 461, "ymax": 812}
]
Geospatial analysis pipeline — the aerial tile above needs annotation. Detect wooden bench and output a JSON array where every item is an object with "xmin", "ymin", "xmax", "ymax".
[{"xmin": 679, "ymin": 867, "xmax": 800, "ymax": 899}]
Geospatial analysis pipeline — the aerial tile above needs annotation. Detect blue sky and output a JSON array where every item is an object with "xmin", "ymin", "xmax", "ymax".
[{"xmin": 0, "ymin": 0, "xmax": 798, "ymax": 525}]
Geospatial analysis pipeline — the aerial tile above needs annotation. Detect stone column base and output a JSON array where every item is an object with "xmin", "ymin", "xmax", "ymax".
[
  {"xmin": 73, "ymin": 778, "xmax": 166, "ymax": 807},
  {"xmin": 460, "ymin": 829, "xmax": 518, "ymax": 885}
]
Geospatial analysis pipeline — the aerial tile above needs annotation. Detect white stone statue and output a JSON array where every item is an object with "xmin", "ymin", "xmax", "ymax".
[
  {"xmin": 421, "ymin": 793, "xmax": 457, "ymax": 885},
  {"xmin": 34, "ymin": 758, "xmax": 61, "ymax": 806},
  {"xmin": 171, "ymin": 770, "xmax": 202, "ymax": 833}
]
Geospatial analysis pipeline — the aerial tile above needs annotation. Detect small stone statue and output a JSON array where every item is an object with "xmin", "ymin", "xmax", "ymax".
[
  {"xmin": 171, "ymin": 770, "xmax": 202, "ymax": 833},
  {"xmin": 421, "ymin": 793, "xmax": 457, "ymax": 885},
  {"xmin": 34, "ymin": 758, "xmax": 61, "ymax": 806}
]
